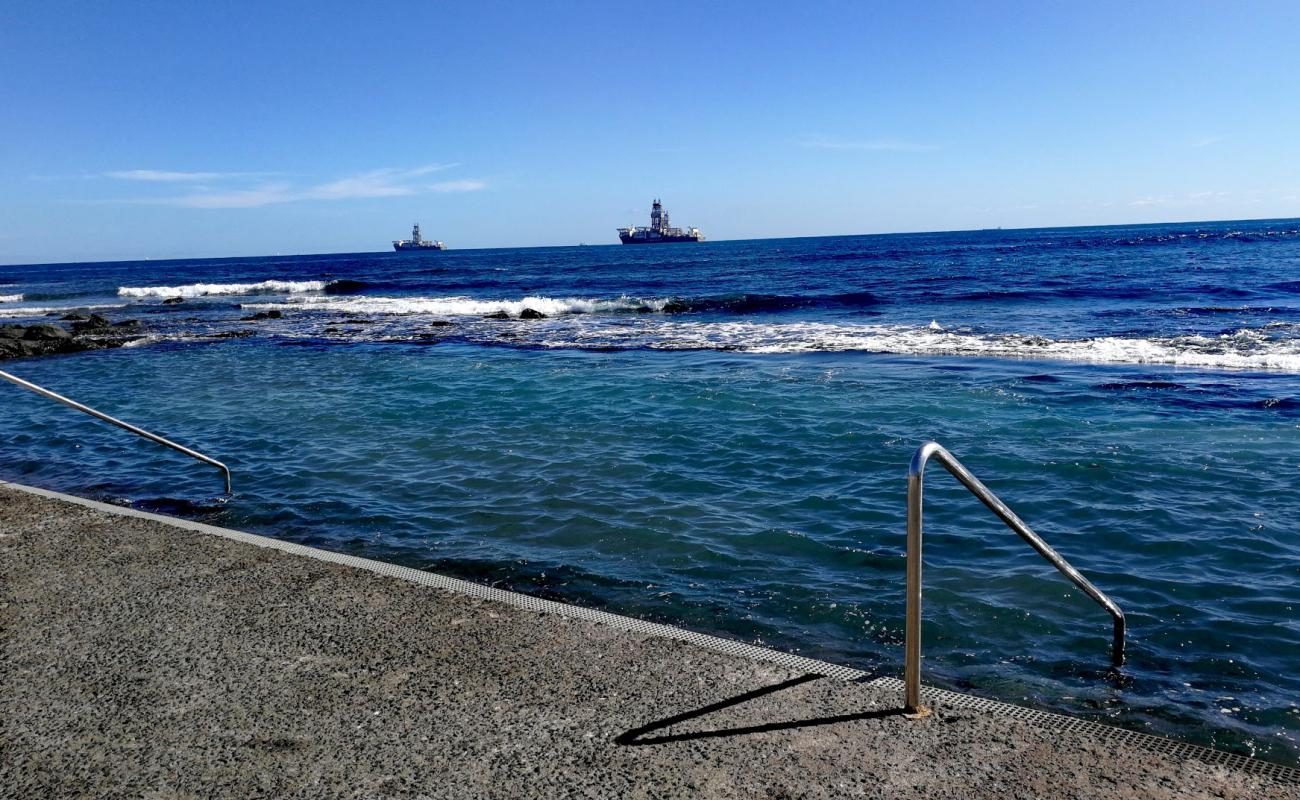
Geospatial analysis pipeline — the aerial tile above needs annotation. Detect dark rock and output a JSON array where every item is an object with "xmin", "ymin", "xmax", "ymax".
[
  {"xmin": 0, "ymin": 317, "xmax": 148, "ymax": 361},
  {"xmin": 341, "ymin": 319, "xmax": 375, "ymax": 325},
  {"xmin": 112, "ymin": 319, "xmax": 141, "ymax": 329},
  {"xmin": 483, "ymin": 311, "xmax": 510, "ymax": 320},
  {"xmin": 519, "ymin": 308, "xmax": 547, "ymax": 320},
  {"xmin": 240, "ymin": 310, "xmax": 283, "ymax": 321},
  {"xmin": 211, "ymin": 329, "xmax": 256, "ymax": 339},
  {"xmin": 70, "ymin": 314, "xmax": 112, "ymax": 332},
  {"xmin": 324, "ymin": 279, "xmax": 368, "ymax": 294},
  {"xmin": 60, "ymin": 313, "xmax": 90, "ymax": 321},
  {"xmin": 23, "ymin": 324, "xmax": 72, "ymax": 341},
  {"xmin": 429, "ymin": 320, "xmax": 454, "ymax": 327},
  {"xmin": 163, "ymin": 297, "xmax": 184, "ymax": 305}
]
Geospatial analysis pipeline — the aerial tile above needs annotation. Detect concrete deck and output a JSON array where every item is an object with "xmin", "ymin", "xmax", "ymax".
[{"xmin": 2, "ymin": 481, "xmax": 1295, "ymax": 799}]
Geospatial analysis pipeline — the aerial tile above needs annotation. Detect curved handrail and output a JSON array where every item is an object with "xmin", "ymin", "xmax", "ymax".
[
  {"xmin": 0, "ymin": 368, "xmax": 231, "ymax": 494},
  {"xmin": 904, "ymin": 441, "xmax": 1124, "ymax": 716}
]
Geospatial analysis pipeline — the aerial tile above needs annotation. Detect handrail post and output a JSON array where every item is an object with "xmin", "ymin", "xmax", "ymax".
[
  {"xmin": 904, "ymin": 446, "xmax": 931, "ymax": 716},
  {"xmin": 903, "ymin": 441, "xmax": 1124, "ymax": 718},
  {"xmin": 0, "ymin": 368, "xmax": 231, "ymax": 494}
]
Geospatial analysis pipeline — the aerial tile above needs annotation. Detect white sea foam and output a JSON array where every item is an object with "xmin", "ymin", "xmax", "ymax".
[
  {"xmin": 0, "ymin": 294, "xmax": 22, "ymax": 303},
  {"xmin": 0, "ymin": 303, "xmax": 124, "ymax": 318},
  {"xmin": 242, "ymin": 294, "xmax": 669, "ymax": 317},
  {"xmin": 118, "ymin": 279, "xmax": 330, "ymax": 298},
  {"xmin": 527, "ymin": 320, "xmax": 1300, "ymax": 371}
]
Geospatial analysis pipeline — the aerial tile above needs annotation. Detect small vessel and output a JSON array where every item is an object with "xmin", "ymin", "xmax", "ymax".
[
  {"xmin": 618, "ymin": 199, "xmax": 704, "ymax": 244},
  {"xmin": 393, "ymin": 223, "xmax": 446, "ymax": 251}
]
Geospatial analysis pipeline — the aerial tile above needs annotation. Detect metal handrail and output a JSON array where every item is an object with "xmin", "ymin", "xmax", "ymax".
[
  {"xmin": 904, "ymin": 441, "xmax": 1124, "ymax": 717},
  {"xmin": 0, "ymin": 368, "xmax": 231, "ymax": 494}
]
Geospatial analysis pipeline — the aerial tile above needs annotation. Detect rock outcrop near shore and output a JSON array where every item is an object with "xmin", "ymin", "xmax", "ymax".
[{"xmin": 0, "ymin": 314, "xmax": 145, "ymax": 361}]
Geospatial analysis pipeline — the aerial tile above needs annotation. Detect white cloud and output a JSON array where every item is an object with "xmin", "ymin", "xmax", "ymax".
[
  {"xmin": 429, "ymin": 179, "xmax": 486, "ymax": 193},
  {"xmin": 801, "ymin": 135, "xmax": 937, "ymax": 152},
  {"xmin": 124, "ymin": 164, "xmax": 484, "ymax": 208},
  {"xmin": 104, "ymin": 169, "xmax": 274, "ymax": 182}
]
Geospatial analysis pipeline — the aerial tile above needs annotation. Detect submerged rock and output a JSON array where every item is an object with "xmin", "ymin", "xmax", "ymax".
[
  {"xmin": 429, "ymin": 320, "xmax": 455, "ymax": 327},
  {"xmin": 483, "ymin": 311, "xmax": 510, "ymax": 320},
  {"xmin": 162, "ymin": 297, "xmax": 184, "ymax": 305},
  {"xmin": 519, "ymin": 308, "xmax": 547, "ymax": 320},
  {"xmin": 240, "ymin": 310, "xmax": 283, "ymax": 321}
]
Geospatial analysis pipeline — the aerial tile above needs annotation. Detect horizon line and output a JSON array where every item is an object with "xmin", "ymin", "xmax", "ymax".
[{"xmin": 3, "ymin": 213, "xmax": 1299, "ymax": 269}]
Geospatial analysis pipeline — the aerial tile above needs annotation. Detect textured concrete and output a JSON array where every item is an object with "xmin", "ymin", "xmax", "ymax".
[{"xmin": 1, "ymin": 483, "xmax": 1294, "ymax": 799}]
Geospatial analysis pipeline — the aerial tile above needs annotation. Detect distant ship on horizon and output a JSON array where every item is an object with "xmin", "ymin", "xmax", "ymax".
[
  {"xmin": 393, "ymin": 223, "xmax": 446, "ymax": 251},
  {"xmin": 618, "ymin": 199, "xmax": 704, "ymax": 244}
]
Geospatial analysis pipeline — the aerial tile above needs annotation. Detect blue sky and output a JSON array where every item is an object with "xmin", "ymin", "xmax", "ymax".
[{"xmin": 2, "ymin": 0, "xmax": 1298, "ymax": 263}]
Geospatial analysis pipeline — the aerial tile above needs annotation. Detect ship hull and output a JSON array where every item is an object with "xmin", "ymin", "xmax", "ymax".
[
  {"xmin": 393, "ymin": 243, "xmax": 446, "ymax": 251},
  {"xmin": 618, "ymin": 233, "xmax": 704, "ymax": 244}
]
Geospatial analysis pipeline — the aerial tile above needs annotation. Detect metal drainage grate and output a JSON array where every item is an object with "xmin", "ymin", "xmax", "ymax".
[{"xmin": 870, "ymin": 677, "xmax": 1300, "ymax": 784}]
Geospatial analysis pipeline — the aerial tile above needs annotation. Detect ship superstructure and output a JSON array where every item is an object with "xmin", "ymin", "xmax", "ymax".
[
  {"xmin": 393, "ymin": 223, "xmax": 446, "ymax": 251},
  {"xmin": 618, "ymin": 199, "xmax": 704, "ymax": 244}
]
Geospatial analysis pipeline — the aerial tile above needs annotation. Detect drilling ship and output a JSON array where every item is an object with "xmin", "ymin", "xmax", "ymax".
[
  {"xmin": 393, "ymin": 223, "xmax": 446, "ymax": 251},
  {"xmin": 617, "ymin": 199, "xmax": 704, "ymax": 244}
]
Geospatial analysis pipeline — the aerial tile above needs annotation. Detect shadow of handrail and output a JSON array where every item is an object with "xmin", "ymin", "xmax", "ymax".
[{"xmin": 615, "ymin": 674, "xmax": 903, "ymax": 746}]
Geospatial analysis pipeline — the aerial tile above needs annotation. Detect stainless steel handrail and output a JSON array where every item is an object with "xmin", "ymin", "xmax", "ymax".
[
  {"xmin": 0, "ymin": 368, "xmax": 231, "ymax": 494},
  {"xmin": 904, "ymin": 441, "xmax": 1124, "ymax": 717}
]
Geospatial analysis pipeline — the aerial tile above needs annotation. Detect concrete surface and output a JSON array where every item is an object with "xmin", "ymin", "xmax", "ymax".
[{"xmin": 1, "ymin": 482, "xmax": 1295, "ymax": 799}]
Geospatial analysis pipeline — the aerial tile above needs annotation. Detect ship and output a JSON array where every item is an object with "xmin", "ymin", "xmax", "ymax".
[
  {"xmin": 618, "ymin": 199, "xmax": 704, "ymax": 244},
  {"xmin": 393, "ymin": 223, "xmax": 446, "ymax": 251}
]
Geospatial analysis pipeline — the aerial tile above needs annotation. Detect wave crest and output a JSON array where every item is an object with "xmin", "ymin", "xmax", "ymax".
[
  {"xmin": 0, "ymin": 302, "xmax": 124, "ymax": 318},
  {"xmin": 630, "ymin": 322, "xmax": 1300, "ymax": 370},
  {"xmin": 118, "ymin": 279, "xmax": 333, "ymax": 298},
  {"xmin": 0, "ymin": 294, "xmax": 22, "ymax": 303},
  {"xmin": 242, "ymin": 294, "xmax": 670, "ymax": 317}
]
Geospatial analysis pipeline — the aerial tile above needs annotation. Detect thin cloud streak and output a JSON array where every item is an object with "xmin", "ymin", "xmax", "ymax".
[
  {"xmin": 104, "ymin": 169, "xmax": 280, "ymax": 182},
  {"xmin": 125, "ymin": 164, "xmax": 483, "ymax": 208},
  {"xmin": 801, "ymin": 135, "xmax": 938, "ymax": 152}
]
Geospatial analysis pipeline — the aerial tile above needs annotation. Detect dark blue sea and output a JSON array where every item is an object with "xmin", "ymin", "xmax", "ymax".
[{"xmin": 3, "ymin": 219, "xmax": 1300, "ymax": 765}]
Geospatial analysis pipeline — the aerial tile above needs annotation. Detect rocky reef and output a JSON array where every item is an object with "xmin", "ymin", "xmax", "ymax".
[{"xmin": 0, "ymin": 314, "xmax": 146, "ymax": 361}]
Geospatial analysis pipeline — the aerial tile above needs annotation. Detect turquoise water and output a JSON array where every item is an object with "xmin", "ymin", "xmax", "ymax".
[{"xmin": 3, "ymin": 221, "xmax": 1300, "ymax": 764}]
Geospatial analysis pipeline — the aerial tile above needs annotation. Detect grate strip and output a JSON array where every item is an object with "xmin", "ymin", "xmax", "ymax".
[{"xmin": 869, "ymin": 677, "xmax": 1300, "ymax": 784}]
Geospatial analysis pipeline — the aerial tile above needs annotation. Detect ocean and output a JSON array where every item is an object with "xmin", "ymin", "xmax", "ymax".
[{"xmin": 2, "ymin": 219, "xmax": 1299, "ymax": 765}]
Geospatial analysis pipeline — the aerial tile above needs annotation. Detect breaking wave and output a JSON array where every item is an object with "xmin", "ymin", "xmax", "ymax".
[
  {"xmin": 242, "ymin": 294, "xmax": 672, "ymax": 317},
  {"xmin": 240, "ymin": 290, "xmax": 882, "ymax": 318},
  {"xmin": 0, "ymin": 302, "xmax": 124, "ymax": 318},
  {"xmin": 0, "ymin": 294, "xmax": 22, "ymax": 303},
  {"xmin": 520, "ymin": 320, "xmax": 1300, "ymax": 370},
  {"xmin": 660, "ymin": 291, "xmax": 881, "ymax": 314},
  {"xmin": 118, "ymin": 279, "xmax": 336, "ymax": 298}
]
